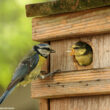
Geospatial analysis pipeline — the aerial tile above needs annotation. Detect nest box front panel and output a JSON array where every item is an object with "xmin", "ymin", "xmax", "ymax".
[
  {"xmin": 32, "ymin": 36, "xmax": 110, "ymax": 98},
  {"xmin": 50, "ymin": 34, "xmax": 110, "ymax": 71},
  {"xmin": 31, "ymin": 7, "xmax": 110, "ymax": 98}
]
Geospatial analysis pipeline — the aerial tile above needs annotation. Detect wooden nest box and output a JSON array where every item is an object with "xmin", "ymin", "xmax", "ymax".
[{"xmin": 25, "ymin": 0, "xmax": 110, "ymax": 110}]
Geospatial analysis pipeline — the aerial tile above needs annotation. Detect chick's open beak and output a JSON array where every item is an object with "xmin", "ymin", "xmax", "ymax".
[
  {"xmin": 50, "ymin": 49, "xmax": 56, "ymax": 53},
  {"xmin": 65, "ymin": 48, "xmax": 75, "ymax": 56},
  {"xmin": 70, "ymin": 49, "xmax": 75, "ymax": 56}
]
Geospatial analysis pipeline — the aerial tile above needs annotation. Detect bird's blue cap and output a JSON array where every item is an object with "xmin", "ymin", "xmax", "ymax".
[
  {"xmin": 38, "ymin": 44, "xmax": 49, "ymax": 47},
  {"xmin": 33, "ymin": 44, "xmax": 50, "ymax": 51}
]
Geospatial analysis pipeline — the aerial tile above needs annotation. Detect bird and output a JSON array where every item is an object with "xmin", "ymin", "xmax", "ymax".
[
  {"xmin": 70, "ymin": 41, "xmax": 93, "ymax": 66},
  {"xmin": 0, "ymin": 43, "xmax": 55, "ymax": 104}
]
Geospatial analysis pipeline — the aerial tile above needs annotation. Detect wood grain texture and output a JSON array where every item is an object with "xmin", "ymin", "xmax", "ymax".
[
  {"xmin": 50, "ymin": 34, "xmax": 110, "ymax": 71},
  {"xmin": 31, "ymin": 68, "xmax": 110, "ymax": 98},
  {"xmin": 38, "ymin": 59, "xmax": 49, "ymax": 110},
  {"xmin": 25, "ymin": 0, "xmax": 110, "ymax": 17},
  {"xmin": 49, "ymin": 34, "xmax": 110, "ymax": 110},
  {"xmin": 39, "ymin": 99, "xmax": 49, "ymax": 110},
  {"xmin": 32, "ymin": 7, "xmax": 110, "ymax": 42},
  {"xmin": 33, "ymin": 45, "xmax": 49, "ymax": 110},
  {"xmin": 50, "ymin": 96, "xmax": 110, "ymax": 110},
  {"xmin": 32, "ymin": 34, "xmax": 110, "ymax": 98},
  {"xmin": 31, "ymin": 7, "xmax": 110, "ymax": 110}
]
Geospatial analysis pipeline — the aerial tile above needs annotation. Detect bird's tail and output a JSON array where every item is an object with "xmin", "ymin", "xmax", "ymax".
[
  {"xmin": 0, "ymin": 90, "xmax": 9, "ymax": 104},
  {"xmin": 0, "ymin": 86, "xmax": 15, "ymax": 104}
]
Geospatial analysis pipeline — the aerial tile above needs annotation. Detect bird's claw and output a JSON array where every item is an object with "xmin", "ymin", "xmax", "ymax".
[
  {"xmin": 40, "ymin": 71, "xmax": 46, "ymax": 74},
  {"xmin": 55, "ymin": 69, "xmax": 61, "ymax": 73},
  {"xmin": 39, "ymin": 69, "xmax": 61, "ymax": 79},
  {"xmin": 49, "ymin": 69, "xmax": 61, "ymax": 78}
]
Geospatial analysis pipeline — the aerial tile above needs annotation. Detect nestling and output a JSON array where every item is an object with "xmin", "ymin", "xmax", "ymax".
[{"xmin": 70, "ymin": 41, "xmax": 93, "ymax": 66}]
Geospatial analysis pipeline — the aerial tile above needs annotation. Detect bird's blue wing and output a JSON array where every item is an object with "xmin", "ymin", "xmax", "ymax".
[
  {"xmin": 0, "ymin": 63, "xmax": 28, "ymax": 104},
  {"xmin": 0, "ymin": 51, "xmax": 39, "ymax": 104},
  {"xmin": 12, "ymin": 63, "xmax": 28, "ymax": 81},
  {"xmin": 12, "ymin": 52, "xmax": 39, "ymax": 81},
  {"xmin": 29, "ymin": 53, "xmax": 39, "ymax": 70}
]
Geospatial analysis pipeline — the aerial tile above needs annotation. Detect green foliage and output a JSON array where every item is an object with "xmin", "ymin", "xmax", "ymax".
[{"xmin": 0, "ymin": 0, "xmax": 39, "ymax": 89}]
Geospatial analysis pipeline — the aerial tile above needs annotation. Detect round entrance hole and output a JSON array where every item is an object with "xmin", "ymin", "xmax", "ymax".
[{"xmin": 71, "ymin": 41, "xmax": 93, "ymax": 66}]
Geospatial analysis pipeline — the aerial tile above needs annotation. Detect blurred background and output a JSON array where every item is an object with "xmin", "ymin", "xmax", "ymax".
[{"xmin": 0, "ymin": 0, "xmax": 48, "ymax": 109}]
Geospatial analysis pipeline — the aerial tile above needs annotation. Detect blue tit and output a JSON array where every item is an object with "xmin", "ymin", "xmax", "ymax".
[
  {"xmin": 0, "ymin": 44, "xmax": 55, "ymax": 104},
  {"xmin": 70, "ymin": 41, "xmax": 93, "ymax": 66}
]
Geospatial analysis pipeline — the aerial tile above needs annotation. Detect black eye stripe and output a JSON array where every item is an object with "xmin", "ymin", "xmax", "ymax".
[
  {"xmin": 74, "ymin": 47, "xmax": 80, "ymax": 49},
  {"xmin": 42, "ymin": 48, "xmax": 50, "ymax": 51},
  {"xmin": 74, "ymin": 47, "xmax": 85, "ymax": 49}
]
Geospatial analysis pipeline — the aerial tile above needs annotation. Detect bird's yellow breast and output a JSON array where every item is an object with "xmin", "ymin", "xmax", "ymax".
[
  {"xmin": 75, "ymin": 53, "xmax": 92, "ymax": 66},
  {"xmin": 29, "ymin": 55, "xmax": 46, "ymax": 78},
  {"xmin": 18, "ymin": 55, "xmax": 46, "ymax": 87}
]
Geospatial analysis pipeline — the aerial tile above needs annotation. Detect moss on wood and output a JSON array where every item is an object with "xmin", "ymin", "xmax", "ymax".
[{"xmin": 26, "ymin": 0, "xmax": 110, "ymax": 17}]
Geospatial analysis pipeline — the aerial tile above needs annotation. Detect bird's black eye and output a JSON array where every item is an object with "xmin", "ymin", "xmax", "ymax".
[
  {"xmin": 74, "ymin": 47, "xmax": 80, "ymax": 49},
  {"xmin": 43, "ymin": 48, "xmax": 50, "ymax": 51},
  {"xmin": 33, "ymin": 46, "xmax": 39, "ymax": 51}
]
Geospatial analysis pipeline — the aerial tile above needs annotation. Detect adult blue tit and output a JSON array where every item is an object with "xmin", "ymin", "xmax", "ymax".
[
  {"xmin": 70, "ymin": 41, "xmax": 93, "ymax": 66},
  {"xmin": 0, "ymin": 43, "xmax": 55, "ymax": 104}
]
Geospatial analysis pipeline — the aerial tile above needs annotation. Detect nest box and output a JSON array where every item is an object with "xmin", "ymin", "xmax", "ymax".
[{"xmin": 25, "ymin": 1, "xmax": 110, "ymax": 110}]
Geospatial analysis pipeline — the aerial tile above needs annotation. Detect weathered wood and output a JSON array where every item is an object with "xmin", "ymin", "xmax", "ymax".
[
  {"xmin": 49, "ymin": 33, "xmax": 110, "ymax": 110},
  {"xmin": 35, "ymin": 46, "xmax": 49, "ymax": 110},
  {"xmin": 32, "ymin": 7, "xmax": 110, "ymax": 42},
  {"xmin": 26, "ymin": 0, "xmax": 110, "ymax": 17},
  {"xmin": 48, "ymin": 33, "xmax": 110, "ymax": 110},
  {"xmin": 39, "ymin": 99, "xmax": 49, "ymax": 110},
  {"xmin": 32, "ymin": 34, "xmax": 110, "ymax": 98},
  {"xmin": 50, "ymin": 34, "xmax": 110, "ymax": 71},
  {"xmin": 30, "ymin": 5, "xmax": 110, "ymax": 110},
  {"xmin": 38, "ymin": 60, "xmax": 49, "ymax": 110},
  {"xmin": 50, "ymin": 95, "xmax": 110, "ymax": 110},
  {"xmin": 32, "ymin": 67, "xmax": 110, "ymax": 98}
]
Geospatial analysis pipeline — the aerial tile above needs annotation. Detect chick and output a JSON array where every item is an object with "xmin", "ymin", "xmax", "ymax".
[{"xmin": 71, "ymin": 41, "xmax": 93, "ymax": 66}]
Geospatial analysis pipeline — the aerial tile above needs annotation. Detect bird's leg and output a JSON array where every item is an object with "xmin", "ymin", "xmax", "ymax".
[
  {"xmin": 40, "ymin": 71, "xmax": 47, "ymax": 74},
  {"xmin": 32, "ymin": 71, "xmax": 47, "ymax": 80},
  {"xmin": 39, "ymin": 69, "xmax": 61, "ymax": 80}
]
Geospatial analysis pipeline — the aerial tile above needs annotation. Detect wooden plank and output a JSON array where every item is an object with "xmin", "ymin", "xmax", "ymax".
[
  {"xmin": 31, "ymin": 68, "xmax": 110, "ymax": 98},
  {"xmin": 49, "ymin": 34, "xmax": 110, "ymax": 110},
  {"xmin": 32, "ymin": 7, "xmax": 110, "ymax": 42},
  {"xmin": 39, "ymin": 99, "xmax": 49, "ymax": 110},
  {"xmin": 33, "ymin": 43, "xmax": 49, "ymax": 110},
  {"xmin": 32, "ymin": 34, "xmax": 110, "ymax": 98},
  {"xmin": 38, "ymin": 59, "xmax": 49, "ymax": 110},
  {"xmin": 25, "ymin": 0, "xmax": 110, "ymax": 17},
  {"xmin": 50, "ymin": 96, "xmax": 110, "ymax": 110},
  {"xmin": 50, "ymin": 34, "xmax": 110, "ymax": 71}
]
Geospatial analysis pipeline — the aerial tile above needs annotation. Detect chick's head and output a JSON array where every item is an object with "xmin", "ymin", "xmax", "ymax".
[{"xmin": 71, "ymin": 41, "xmax": 91, "ymax": 56}]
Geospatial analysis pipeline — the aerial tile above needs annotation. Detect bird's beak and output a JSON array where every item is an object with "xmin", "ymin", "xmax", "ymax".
[
  {"xmin": 66, "ymin": 48, "xmax": 75, "ymax": 56},
  {"xmin": 70, "ymin": 49, "xmax": 75, "ymax": 56},
  {"xmin": 50, "ymin": 49, "xmax": 56, "ymax": 53},
  {"xmin": 70, "ymin": 44, "xmax": 76, "ymax": 56}
]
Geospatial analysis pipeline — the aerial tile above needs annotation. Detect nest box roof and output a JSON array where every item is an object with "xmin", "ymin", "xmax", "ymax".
[{"xmin": 25, "ymin": 0, "xmax": 110, "ymax": 17}]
